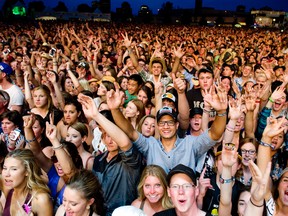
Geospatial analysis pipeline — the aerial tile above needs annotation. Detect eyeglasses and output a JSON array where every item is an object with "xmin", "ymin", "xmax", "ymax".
[
  {"xmin": 170, "ymin": 183, "xmax": 195, "ymax": 191},
  {"xmin": 158, "ymin": 120, "xmax": 175, "ymax": 127},
  {"xmin": 241, "ymin": 149, "xmax": 256, "ymax": 155},
  {"xmin": 51, "ymin": 155, "xmax": 58, "ymax": 163}
]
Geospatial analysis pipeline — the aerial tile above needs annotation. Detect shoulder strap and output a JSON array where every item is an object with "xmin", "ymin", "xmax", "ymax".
[
  {"xmin": 139, "ymin": 199, "xmax": 145, "ymax": 210},
  {"xmin": 85, "ymin": 155, "xmax": 95, "ymax": 169}
]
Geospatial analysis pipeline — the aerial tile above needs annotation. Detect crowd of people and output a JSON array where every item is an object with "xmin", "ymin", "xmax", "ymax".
[{"xmin": 0, "ymin": 20, "xmax": 287, "ymax": 216}]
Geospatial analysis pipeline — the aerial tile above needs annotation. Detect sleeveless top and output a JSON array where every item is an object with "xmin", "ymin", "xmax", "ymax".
[
  {"xmin": 140, "ymin": 199, "xmax": 145, "ymax": 210},
  {"xmin": 3, "ymin": 189, "xmax": 33, "ymax": 215}
]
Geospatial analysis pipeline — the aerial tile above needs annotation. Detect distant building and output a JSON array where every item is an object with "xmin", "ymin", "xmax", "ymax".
[{"xmin": 251, "ymin": 10, "xmax": 286, "ymax": 27}]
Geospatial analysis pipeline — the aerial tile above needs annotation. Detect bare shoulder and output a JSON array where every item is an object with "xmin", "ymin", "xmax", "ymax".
[
  {"xmin": 55, "ymin": 205, "xmax": 65, "ymax": 216},
  {"xmin": 32, "ymin": 192, "xmax": 53, "ymax": 215},
  {"xmin": 131, "ymin": 198, "xmax": 142, "ymax": 208}
]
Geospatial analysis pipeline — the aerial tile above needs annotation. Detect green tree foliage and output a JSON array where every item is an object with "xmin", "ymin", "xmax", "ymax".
[
  {"xmin": 28, "ymin": 1, "xmax": 45, "ymax": 13},
  {"xmin": 77, "ymin": 4, "xmax": 92, "ymax": 13},
  {"xmin": 53, "ymin": 1, "xmax": 68, "ymax": 12}
]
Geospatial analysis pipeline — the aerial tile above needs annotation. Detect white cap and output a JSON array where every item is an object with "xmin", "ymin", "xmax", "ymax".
[{"xmin": 112, "ymin": 206, "xmax": 147, "ymax": 216}]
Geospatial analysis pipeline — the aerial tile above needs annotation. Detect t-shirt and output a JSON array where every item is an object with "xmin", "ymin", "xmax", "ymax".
[
  {"xmin": 186, "ymin": 88, "xmax": 204, "ymax": 110},
  {"xmin": 124, "ymin": 90, "xmax": 137, "ymax": 107},
  {"xmin": 186, "ymin": 88, "xmax": 216, "ymax": 118},
  {"xmin": 0, "ymin": 84, "xmax": 24, "ymax": 109}
]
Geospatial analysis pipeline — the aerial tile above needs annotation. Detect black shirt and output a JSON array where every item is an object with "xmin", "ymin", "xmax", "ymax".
[{"xmin": 202, "ymin": 174, "xmax": 243, "ymax": 215}]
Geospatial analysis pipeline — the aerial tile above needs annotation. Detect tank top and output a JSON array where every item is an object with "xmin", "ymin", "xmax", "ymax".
[{"xmin": 3, "ymin": 189, "xmax": 33, "ymax": 215}]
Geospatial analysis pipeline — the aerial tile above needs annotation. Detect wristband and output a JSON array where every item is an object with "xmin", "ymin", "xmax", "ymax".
[
  {"xmin": 26, "ymin": 137, "xmax": 36, "ymax": 143},
  {"xmin": 203, "ymin": 108, "xmax": 211, "ymax": 114},
  {"xmin": 219, "ymin": 175, "xmax": 235, "ymax": 184},
  {"xmin": 268, "ymin": 97, "xmax": 274, "ymax": 103},
  {"xmin": 52, "ymin": 144, "xmax": 63, "ymax": 150},
  {"xmin": 259, "ymin": 140, "xmax": 275, "ymax": 150},
  {"xmin": 217, "ymin": 111, "xmax": 227, "ymax": 117},
  {"xmin": 250, "ymin": 198, "xmax": 264, "ymax": 207}
]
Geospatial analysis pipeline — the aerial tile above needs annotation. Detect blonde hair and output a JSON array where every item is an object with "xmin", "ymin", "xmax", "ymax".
[
  {"xmin": 137, "ymin": 165, "xmax": 173, "ymax": 209},
  {"xmin": 6, "ymin": 149, "xmax": 50, "ymax": 194},
  {"xmin": 33, "ymin": 85, "xmax": 53, "ymax": 110},
  {"xmin": 79, "ymin": 78, "xmax": 91, "ymax": 91},
  {"xmin": 128, "ymin": 99, "xmax": 145, "ymax": 127}
]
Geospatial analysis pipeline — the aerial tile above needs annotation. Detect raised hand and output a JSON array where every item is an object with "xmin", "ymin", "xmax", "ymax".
[
  {"xmin": 23, "ymin": 114, "xmax": 36, "ymax": 129},
  {"xmin": 198, "ymin": 167, "xmax": 213, "ymax": 198},
  {"xmin": 107, "ymin": 84, "xmax": 125, "ymax": 110},
  {"xmin": 244, "ymin": 92, "xmax": 257, "ymax": 112},
  {"xmin": 77, "ymin": 93, "xmax": 98, "ymax": 120},
  {"xmin": 204, "ymin": 84, "xmax": 228, "ymax": 112},
  {"xmin": 262, "ymin": 116, "xmax": 287, "ymax": 139},
  {"xmin": 46, "ymin": 71, "xmax": 57, "ymax": 84},
  {"xmin": 173, "ymin": 76, "xmax": 187, "ymax": 94},
  {"xmin": 248, "ymin": 161, "xmax": 271, "ymax": 205},
  {"xmin": 154, "ymin": 74, "xmax": 164, "ymax": 96},
  {"xmin": 121, "ymin": 32, "xmax": 132, "ymax": 48},
  {"xmin": 45, "ymin": 121, "xmax": 58, "ymax": 142},
  {"xmin": 172, "ymin": 44, "xmax": 185, "ymax": 59},
  {"xmin": 270, "ymin": 86, "xmax": 286, "ymax": 101},
  {"xmin": 228, "ymin": 97, "xmax": 242, "ymax": 120}
]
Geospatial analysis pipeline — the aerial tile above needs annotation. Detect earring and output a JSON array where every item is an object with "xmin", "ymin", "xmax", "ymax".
[{"xmin": 86, "ymin": 205, "xmax": 90, "ymax": 210}]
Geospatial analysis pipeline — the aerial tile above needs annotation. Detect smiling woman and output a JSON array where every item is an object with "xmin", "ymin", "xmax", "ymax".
[{"xmin": 132, "ymin": 165, "xmax": 173, "ymax": 216}]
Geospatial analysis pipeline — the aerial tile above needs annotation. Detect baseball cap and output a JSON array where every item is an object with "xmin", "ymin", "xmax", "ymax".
[
  {"xmin": 167, "ymin": 164, "xmax": 197, "ymax": 186},
  {"xmin": 189, "ymin": 108, "xmax": 203, "ymax": 118},
  {"xmin": 161, "ymin": 92, "xmax": 176, "ymax": 103},
  {"xmin": 112, "ymin": 206, "xmax": 146, "ymax": 216},
  {"xmin": 0, "ymin": 62, "xmax": 13, "ymax": 75},
  {"xmin": 156, "ymin": 106, "xmax": 177, "ymax": 122}
]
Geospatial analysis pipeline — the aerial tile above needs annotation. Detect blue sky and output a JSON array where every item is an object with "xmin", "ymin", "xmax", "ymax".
[{"xmin": 1, "ymin": 0, "xmax": 288, "ymax": 14}]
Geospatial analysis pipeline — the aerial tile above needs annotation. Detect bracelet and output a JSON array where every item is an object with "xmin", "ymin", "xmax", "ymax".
[
  {"xmin": 52, "ymin": 144, "xmax": 63, "ymax": 150},
  {"xmin": 219, "ymin": 175, "xmax": 235, "ymax": 184},
  {"xmin": 26, "ymin": 137, "xmax": 36, "ymax": 143},
  {"xmin": 217, "ymin": 111, "xmax": 227, "ymax": 117},
  {"xmin": 259, "ymin": 140, "xmax": 275, "ymax": 150},
  {"xmin": 268, "ymin": 97, "xmax": 274, "ymax": 103},
  {"xmin": 203, "ymin": 108, "xmax": 211, "ymax": 114},
  {"xmin": 250, "ymin": 198, "xmax": 264, "ymax": 207}
]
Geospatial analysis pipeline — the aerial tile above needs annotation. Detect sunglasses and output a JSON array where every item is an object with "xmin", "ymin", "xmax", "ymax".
[{"xmin": 51, "ymin": 155, "xmax": 58, "ymax": 163}]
